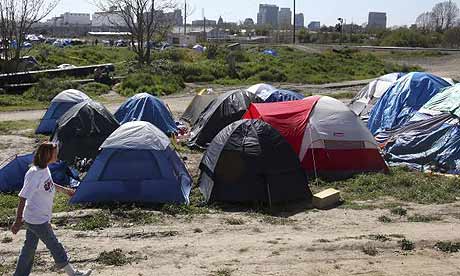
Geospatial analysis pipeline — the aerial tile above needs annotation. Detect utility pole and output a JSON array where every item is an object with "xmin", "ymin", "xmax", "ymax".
[
  {"xmin": 184, "ymin": 0, "xmax": 187, "ymax": 35},
  {"xmin": 293, "ymin": 0, "xmax": 296, "ymax": 44}
]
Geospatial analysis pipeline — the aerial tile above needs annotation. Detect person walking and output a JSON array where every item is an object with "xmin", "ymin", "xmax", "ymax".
[{"xmin": 11, "ymin": 142, "xmax": 92, "ymax": 276}]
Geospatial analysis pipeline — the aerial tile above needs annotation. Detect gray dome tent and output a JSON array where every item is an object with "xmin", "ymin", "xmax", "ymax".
[{"xmin": 199, "ymin": 119, "xmax": 312, "ymax": 204}]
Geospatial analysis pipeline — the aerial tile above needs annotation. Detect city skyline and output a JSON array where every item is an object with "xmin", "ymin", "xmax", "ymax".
[{"xmin": 48, "ymin": 0, "xmax": 460, "ymax": 27}]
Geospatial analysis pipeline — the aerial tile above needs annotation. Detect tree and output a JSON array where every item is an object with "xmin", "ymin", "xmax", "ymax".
[
  {"xmin": 416, "ymin": 12, "xmax": 435, "ymax": 31},
  {"xmin": 0, "ymin": 0, "xmax": 58, "ymax": 71},
  {"xmin": 431, "ymin": 0, "xmax": 460, "ymax": 31},
  {"xmin": 443, "ymin": 27, "xmax": 460, "ymax": 47},
  {"xmin": 96, "ymin": 0, "xmax": 176, "ymax": 65}
]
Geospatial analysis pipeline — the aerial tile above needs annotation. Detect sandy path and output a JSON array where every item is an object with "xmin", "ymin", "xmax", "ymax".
[{"xmin": 2, "ymin": 203, "xmax": 460, "ymax": 275}]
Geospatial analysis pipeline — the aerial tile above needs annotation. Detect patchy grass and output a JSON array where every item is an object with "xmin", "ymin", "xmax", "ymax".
[
  {"xmin": 110, "ymin": 208, "xmax": 163, "ymax": 225},
  {"xmin": 0, "ymin": 194, "xmax": 19, "ymax": 228},
  {"xmin": 0, "ymin": 95, "xmax": 46, "ymax": 112},
  {"xmin": 399, "ymin": 239, "xmax": 415, "ymax": 251},
  {"xmin": 97, "ymin": 248, "xmax": 130, "ymax": 266},
  {"xmin": 0, "ymin": 120, "xmax": 39, "ymax": 135},
  {"xmin": 224, "ymin": 217, "xmax": 245, "ymax": 225},
  {"xmin": 260, "ymin": 216, "xmax": 295, "ymax": 225},
  {"xmin": 407, "ymin": 214, "xmax": 442, "ymax": 223},
  {"xmin": 362, "ymin": 243, "xmax": 378, "ymax": 256},
  {"xmin": 239, "ymin": 247, "xmax": 250, "ymax": 253},
  {"xmin": 434, "ymin": 241, "xmax": 460, "ymax": 253},
  {"xmin": 72, "ymin": 211, "xmax": 111, "ymax": 231},
  {"xmin": 211, "ymin": 268, "xmax": 234, "ymax": 276},
  {"xmin": 378, "ymin": 215, "xmax": 393, "ymax": 223},
  {"xmin": 317, "ymin": 167, "xmax": 460, "ymax": 204},
  {"xmin": 369, "ymin": 234, "xmax": 390, "ymax": 242},
  {"xmin": 1, "ymin": 236, "xmax": 12, "ymax": 243},
  {"xmin": 390, "ymin": 206, "xmax": 408, "ymax": 217}
]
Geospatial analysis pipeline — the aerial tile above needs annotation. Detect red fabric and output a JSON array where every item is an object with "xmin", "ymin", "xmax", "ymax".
[
  {"xmin": 243, "ymin": 96, "xmax": 321, "ymax": 154},
  {"xmin": 301, "ymin": 148, "xmax": 389, "ymax": 173}
]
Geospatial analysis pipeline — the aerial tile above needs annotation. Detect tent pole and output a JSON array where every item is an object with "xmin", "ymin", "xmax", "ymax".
[{"xmin": 267, "ymin": 183, "xmax": 272, "ymax": 208}]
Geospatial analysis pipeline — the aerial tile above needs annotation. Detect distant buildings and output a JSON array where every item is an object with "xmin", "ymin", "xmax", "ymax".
[
  {"xmin": 295, "ymin": 13, "xmax": 304, "ymax": 28},
  {"xmin": 368, "ymin": 12, "xmax": 387, "ymax": 29},
  {"xmin": 192, "ymin": 19, "xmax": 217, "ymax": 27},
  {"xmin": 308, "ymin": 21, "xmax": 321, "ymax": 31},
  {"xmin": 257, "ymin": 4, "xmax": 279, "ymax": 27},
  {"xmin": 46, "ymin": 12, "xmax": 91, "ymax": 26},
  {"xmin": 278, "ymin": 8, "xmax": 292, "ymax": 28}
]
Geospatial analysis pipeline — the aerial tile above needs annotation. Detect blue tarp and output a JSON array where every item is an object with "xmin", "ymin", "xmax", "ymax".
[
  {"xmin": 384, "ymin": 114, "xmax": 460, "ymax": 173},
  {"xmin": 368, "ymin": 72, "xmax": 452, "ymax": 135},
  {"xmin": 0, "ymin": 154, "xmax": 79, "ymax": 192},
  {"xmin": 70, "ymin": 148, "xmax": 192, "ymax": 204},
  {"xmin": 36, "ymin": 102, "xmax": 77, "ymax": 135},
  {"xmin": 258, "ymin": 89, "xmax": 304, "ymax": 102},
  {"xmin": 114, "ymin": 93, "xmax": 177, "ymax": 135},
  {"xmin": 262, "ymin": 49, "xmax": 278, "ymax": 57}
]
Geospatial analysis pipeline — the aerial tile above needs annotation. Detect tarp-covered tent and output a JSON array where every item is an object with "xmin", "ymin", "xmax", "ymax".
[
  {"xmin": 36, "ymin": 89, "xmax": 90, "ymax": 135},
  {"xmin": 349, "ymin": 73, "xmax": 404, "ymax": 119},
  {"xmin": 199, "ymin": 119, "xmax": 312, "ymax": 203},
  {"xmin": 246, "ymin": 83, "xmax": 276, "ymax": 96},
  {"xmin": 52, "ymin": 100, "xmax": 120, "ymax": 165},
  {"xmin": 383, "ymin": 84, "xmax": 460, "ymax": 173},
  {"xmin": 368, "ymin": 72, "xmax": 452, "ymax": 135},
  {"xmin": 181, "ymin": 89, "xmax": 217, "ymax": 125},
  {"xmin": 258, "ymin": 89, "xmax": 304, "ymax": 103},
  {"xmin": 187, "ymin": 89, "xmax": 261, "ymax": 148},
  {"xmin": 244, "ymin": 96, "xmax": 388, "ymax": 179},
  {"xmin": 114, "ymin": 93, "xmax": 177, "ymax": 135},
  {"xmin": 70, "ymin": 121, "xmax": 192, "ymax": 204},
  {"xmin": 0, "ymin": 154, "xmax": 78, "ymax": 192}
]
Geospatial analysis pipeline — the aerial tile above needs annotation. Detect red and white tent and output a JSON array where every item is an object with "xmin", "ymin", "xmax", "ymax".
[{"xmin": 243, "ymin": 96, "xmax": 388, "ymax": 179}]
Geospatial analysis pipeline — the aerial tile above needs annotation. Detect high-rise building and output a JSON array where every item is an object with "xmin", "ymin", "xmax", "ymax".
[
  {"xmin": 368, "ymin": 12, "xmax": 387, "ymax": 29},
  {"xmin": 308, "ymin": 21, "xmax": 321, "ymax": 31},
  {"xmin": 295, "ymin": 13, "xmax": 304, "ymax": 28},
  {"xmin": 257, "ymin": 4, "xmax": 279, "ymax": 27},
  {"xmin": 278, "ymin": 8, "xmax": 292, "ymax": 28}
]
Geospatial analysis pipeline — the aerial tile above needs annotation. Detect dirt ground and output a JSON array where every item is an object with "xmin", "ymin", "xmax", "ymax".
[{"xmin": 1, "ymin": 53, "xmax": 460, "ymax": 275}]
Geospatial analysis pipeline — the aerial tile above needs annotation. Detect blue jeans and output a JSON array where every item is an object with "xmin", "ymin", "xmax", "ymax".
[{"xmin": 14, "ymin": 222, "xmax": 69, "ymax": 276}]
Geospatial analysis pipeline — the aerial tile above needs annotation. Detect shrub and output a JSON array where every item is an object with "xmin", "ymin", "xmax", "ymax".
[
  {"xmin": 399, "ymin": 239, "xmax": 415, "ymax": 251},
  {"xmin": 80, "ymin": 82, "xmax": 110, "ymax": 97},
  {"xmin": 97, "ymin": 249, "xmax": 130, "ymax": 266},
  {"xmin": 119, "ymin": 72, "xmax": 184, "ymax": 96},
  {"xmin": 23, "ymin": 78, "xmax": 79, "ymax": 102}
]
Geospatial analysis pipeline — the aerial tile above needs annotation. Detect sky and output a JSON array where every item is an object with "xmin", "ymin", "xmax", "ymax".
[{"xmin": 49, "ymin": 0, "xmax": 460, "ymax": 27}]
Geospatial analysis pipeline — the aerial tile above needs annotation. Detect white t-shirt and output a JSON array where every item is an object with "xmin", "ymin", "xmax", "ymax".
[{"xmin": 19, "ymin": 166, "xmax": 56, "ymax": 224}]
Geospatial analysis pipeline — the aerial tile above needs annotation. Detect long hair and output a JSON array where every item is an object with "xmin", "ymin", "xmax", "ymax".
[{"xmin": 33, "ymin": 142, "xmax": 57, "ymax": 169}]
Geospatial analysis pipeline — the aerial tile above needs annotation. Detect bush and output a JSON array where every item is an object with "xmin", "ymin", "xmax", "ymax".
[
  {"xmin": 23, "ymin": 78, "xmax": 79, "ymax": 102},
  {"xmin": 79, "ymin": 82, "xmax": 111, "ymax": 97},
  {"xmin": 119, "ymin": 72, "xmax": 185, "ymax": 97},
  {"xmin": 380, "ymin": 29, "xmax": 436, "ymax": 48}
]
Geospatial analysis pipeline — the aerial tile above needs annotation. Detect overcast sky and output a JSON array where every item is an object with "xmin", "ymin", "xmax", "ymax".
[{"xmin": 49, "ymin": 0, "xmax": 460, "ymax": 26}]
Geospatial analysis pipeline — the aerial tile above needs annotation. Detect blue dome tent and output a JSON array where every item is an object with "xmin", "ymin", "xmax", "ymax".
[
  {"xmin": 36, "ymin": 89, "xmax": 90, "ymax": 135},
  {"xmin": 0, "ymin": 154, "xmax": 79, "ymax": 192},
  {"xmin": 368, "ymin": 72, "xmax": 451, "ymax": 135},
  {"xmin": 258, "ymin": 89, "xmax": 304, "ymax": 103},
  {"xmin": 114, "ymin": 93, "xmax": 177, "ymax": 135},
  {"xmin": 70, "ymin": 121, "xmax": 192, "ymax": 204}
]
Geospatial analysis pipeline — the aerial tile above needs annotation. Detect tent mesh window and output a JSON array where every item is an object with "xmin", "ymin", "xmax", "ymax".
[{"xmin": 323, "ymin": 140, "xmax": 365, "ymax": 150}]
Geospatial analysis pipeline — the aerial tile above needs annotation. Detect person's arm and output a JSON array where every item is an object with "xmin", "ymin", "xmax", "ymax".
[
  {"xmin": 54, "ymin": 183, "xmax": 75, "ymax": 197},
  {"xmin": 11, "ymin": 197, "xmax": 26, "ymax": 234}
]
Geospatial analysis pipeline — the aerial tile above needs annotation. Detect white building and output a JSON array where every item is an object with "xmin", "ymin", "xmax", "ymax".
[
  {"xmin": 62, "ymin": 12, "xmax": 91, "ymax": 25},
  {"xmin": 92, "ymin": 11, "xmax": 127, "ymax": 28}
]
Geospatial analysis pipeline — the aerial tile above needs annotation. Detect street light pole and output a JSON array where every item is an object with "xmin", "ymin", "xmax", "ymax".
[{"xmin": 293, "ymin": 0, "xmax": 296, "ymax": 44}]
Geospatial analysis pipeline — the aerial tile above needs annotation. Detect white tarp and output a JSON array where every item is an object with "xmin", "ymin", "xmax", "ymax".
[
  {"xmin": 299, "ymin": 96, "xmax": 378, "ymax": 159},
  {"xmin": 52, "ymin": 89, "xmax": 90, "ymax": 103},
  {"xmin": 349, "ymin": 73, "xmax": 401, "ymax": 116},
  {"xmin": 246, "ymin": 83, "xmax": 275, "ymax": 95},
  {"xmin": 102, "ymin": 121, "xmax": 170, "ymax": 151}
]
